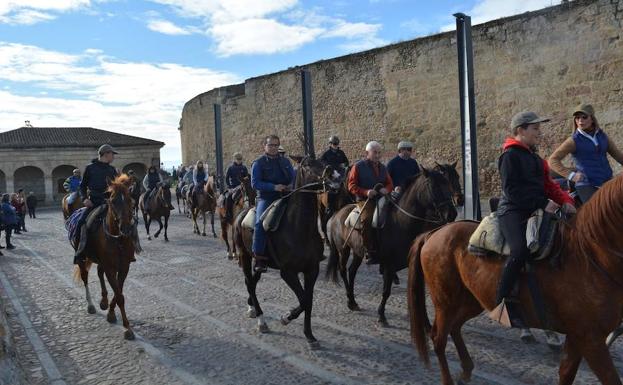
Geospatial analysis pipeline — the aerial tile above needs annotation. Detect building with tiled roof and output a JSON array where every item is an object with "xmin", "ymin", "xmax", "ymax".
[{"xmin": 0, "ymin": 126, "xmax": 164, "ymax": 204}]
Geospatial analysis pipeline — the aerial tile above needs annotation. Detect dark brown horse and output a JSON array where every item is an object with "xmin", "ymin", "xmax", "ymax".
[
  {"xmin": 318, "ymin": 165, "xmax": 353, "ymax": 241},
  {"xmin": 191, "ymin": 177, "xmax": 218, "ymax": 237},
  {"xmin": 128, "ymin": 177, "xmax": 142, "ymax": 219},
  {"xmin": 326, "ymin": 168, "xmax": 458, "ymax": 325},
  {"xmin": 62, "ymin": 193, "xmax": 83, "ymax": 220},
  {"xmin": 217, "ymin": 175, "xmax": 256, "ymax": 259},
  {"xmin": 233, "ymin": 156, "xmax": 334, "ymax": 348},
  {"xmin": 433, "ymin": 161, "xmax": 464, "ymax": 207},
  {"xmin": 139, "ymin": 183, "xmax": 172, "ymax": 242},
  {"xmin": 407, "ymin": 175, "xmax": 623, "ymax": 385},
  {"xmin": 72, "ymin": 174, "xmax": 138, "ymax": 340}
]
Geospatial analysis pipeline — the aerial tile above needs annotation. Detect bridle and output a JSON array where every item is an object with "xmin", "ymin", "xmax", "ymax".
[
  {"xmin": 387, "ymin": 177, "xmax": 455, "ymax": 225},
  {"xmin": 104, "ymin": 193, "xmax": 133, "ymax": 239}
]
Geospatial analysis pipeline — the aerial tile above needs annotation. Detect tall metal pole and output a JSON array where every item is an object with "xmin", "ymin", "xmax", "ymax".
[
  {"xmin": 213, "ymin": 103, "xmax": 224, "ymax": 193},
  {"xmin": 301, "ymin": 70, "xmax": 315, "ymax": 158},
  {"xmin": 454, "ymin": 13, "xmax": 481, "ymax": 220}
]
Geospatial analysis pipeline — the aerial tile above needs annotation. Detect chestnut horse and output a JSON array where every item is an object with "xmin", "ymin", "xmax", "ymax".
[
  {"xmin": 72, "ymin": 174, "xmax": 138, "ymax": 340},
  {"xmin": 233, "ymin": 156, "xmax": 336, "ymax": 348},
  {"xmin": 191, "ymin": 177, "xmax": 218, "ymax": 237},
  {"xmin": 217, "ymin": 175, "xmax": 256, "ymax": 259},
  {"xmin": 62, "ymin": 193, "xmax": 83, "ymax": 220},
  {"xmin": 139, "ymin": 183, "xmax": 172, "ymax": 241},
  {"xmin": 407, "ymin": 174, "xmax": 623, "ymax": 385},
  {"xmin": 326, "ymin": 169, "xmax": 457, "ymax": 324}
]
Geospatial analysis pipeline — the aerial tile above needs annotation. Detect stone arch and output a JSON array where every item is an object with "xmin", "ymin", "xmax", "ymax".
[
  {"xmin": 123, "ymin": 163, "xmax": 147, "ymax": 182},
  {"xmin": 52, "ymin": 165, "xmax": 78, "ymax": 201},
  {"xmin": 0, "ymin": 169, "xmax": 5, "ymax": 193},
  {"xmin": 14, "ymin": 166, "xmax": 45, "ymax": 201}
]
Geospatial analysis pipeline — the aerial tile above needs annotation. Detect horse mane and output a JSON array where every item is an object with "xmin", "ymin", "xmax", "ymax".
[
  {"xmin": 107, "ymin": 174, "xmax": 132, "ymax": 194},
  {"xmin": 572, "ymin": 175, "xmax": 623, "ymax": 255}
]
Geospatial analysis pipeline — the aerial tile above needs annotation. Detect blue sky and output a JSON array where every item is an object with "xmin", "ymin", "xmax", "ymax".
[{"xmin": 0, "ymin": 0, "xmax": 560, "ymax": 165}]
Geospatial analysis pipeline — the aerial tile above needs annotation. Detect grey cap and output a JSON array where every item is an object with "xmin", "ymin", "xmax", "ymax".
[
  {"xmin": 98, "ymin": 144, "xmax": 118, "ymax": 155},
  {"xmin": 278, "ymin": 146, "xmax": 286, "ymax": 153},
  {"xmin": 573, "ymin": 104, "xmax": 594, "ymax": 116},
  {"xmin": 510, "ymin": 111, "xmax": 550, "ymax": 129},
  {"xmin": 397, "ymin": 141, "xmax": 414, "ymax": 150}
]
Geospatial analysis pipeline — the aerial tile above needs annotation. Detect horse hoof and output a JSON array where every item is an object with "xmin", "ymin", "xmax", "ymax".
[
  {"xmin": 107, "ymin": 312, "xmax": 117, "ymax": 324},
  {"xmin": 348, "ymin": 302, "xmax": 361, "ymax": 311},
  {"xmin": 280, "ymin": 314, "xmax": 291, "ymax": 326},
  {"xmin": 377, "ymin": 319, "xmax": 389, "ymax": 328},
  {"xmin": 202, "ymin": 233, "xmax": 207, "ymax": 237},
  {"xmin": 213, "ymin": 234, "xmax": 217, "ymax": 238},
  {"xmin": 257, "ymin": 323, "xmax": 269, "ymax": 333},
  {"xmin": 124, "ymin": 329, "xmax": 135, "ymax": 340},
  {"xmin": 154, "ymin": 233, "xmax": 159, "ymax": 238},
  {"xmin": 164, "ymin": 238, "xmax": 169, "ymax": 242},
  {"xmin": 87, "ymin": 305, "xmax": 96, "ymax": 314},
  {"xmin": 100, "ymin": 300, "xmax": 108, "ymax": 310},
  {"xmin": 246, "ymin": 308, "xmax": 257, "ymax": 318},
  {"xmin": 307, "ymin": 340, "xmax": 320, "ymax": 350},
  {"xmin": 147, "ymin": 236, "xmax": 152, "ymax": 241}
]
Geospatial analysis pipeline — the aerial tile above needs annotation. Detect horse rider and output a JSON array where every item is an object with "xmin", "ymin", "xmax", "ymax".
[
  {"xmin": 74, "ymin": 144, "xmax": 119, "ymax": 264},
  {"xmin": 224, "ymin": 152, "xmax": 249, "ymax": 221},
  {"xmin": 387, "ymin": 141, "xmax": 420, "ymax": 197},
  {"xmin": 548, "ymin": 104, "xmax": 623, "ymax": 204},
  {"xmin": 143, "ymin": 165, "xmax": 172, "ymax": 211},
  {"xmin": 347, "ymin": 141, "xmax": 393, "ymax": 265},
  {"xmin": 182, "ymin": 165, "xmax": 194, "ymax": 189},
  {"xmin": 63, "ymin": 169, "xmax": 82, "ymax": 205},
  {"xmin": 319, "ymin": 135, "xmax": 350, "ymax": 218},
  {"xmin": 190, "ymin": 160, "xmax": 209, "ymax": 206},
  {"xmin": 251, "ymin": 135, "xmax": 295, "ymax": 273},
  {"xmin": 494, "ymin": 112, "xmax": 576, "ymax": 327},
  {"xmin": 178, "ymin": 165, "xmax": 188, "ymax": 185}
]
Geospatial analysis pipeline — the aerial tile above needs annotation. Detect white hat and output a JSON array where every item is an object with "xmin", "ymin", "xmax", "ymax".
[
  {"xmin": 365, "ymin": 141, "xmax": 382, "ymax": 151},
  {"xmin": 397, "ymin": 141, "xmax": 414, "ymax": 150}
]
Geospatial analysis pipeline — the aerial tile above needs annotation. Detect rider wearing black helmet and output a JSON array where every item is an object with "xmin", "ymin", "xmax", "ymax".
[{"xmin": 319, "ymin": 135, "xmax": 350, "ymax": 219}]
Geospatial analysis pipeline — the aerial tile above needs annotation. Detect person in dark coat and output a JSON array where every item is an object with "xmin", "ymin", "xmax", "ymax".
[
  {"xmin": 74, "ymin": 144, "xmax": 119, "ymax": 264},
  {"xmin": 1, "ymin": 194, "xmax": 18, "ymax": 249},
  {"xmin": 494, "ymin": 111, "xmax": 576, "ymax": 327},
  {"xmin": 387, "ymin": 140, "xmax": 420, "ymax": 195},
  {"xmin": 251, "ymin": 135, "xmax": 295, "ymax": 273},
  {"xmin": 142, "ymin": 165, "xmax": 169, "ymax": 211},
  {"xmin": 224, "ymin": 152, "xmax": 249, "ymax": 221},
  {"xmin": 26, "ymin": 192, "xmax": 37, "ymax": 218},
  {"xmin": 319, "ymin": 135, "xmax": 349, "ymax": 175}
]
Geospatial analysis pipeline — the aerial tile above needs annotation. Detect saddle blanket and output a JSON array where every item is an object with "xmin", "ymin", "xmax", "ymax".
[
  {"xmin": 241, "ymin": 198, "xmax": 288, "ymax": 232},
  {"xmin": 65, "ymin": 207, "xmax": 86, "ymax": 242},
  {"xmin": 468, "ymin": 209, "xmax": 556, "ymax": 261}
]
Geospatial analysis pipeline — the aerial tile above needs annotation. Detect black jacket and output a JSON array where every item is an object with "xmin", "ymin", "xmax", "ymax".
[
  {"xmin": 26, "ymin": 195, "xmax": 37, "ymax": 208},
  {"xmin": 225, "ymin": 163, "xmax": 249, "ymax": 188},
  {"xmin": 319, "ymin": 148, "xmax": 349, "ymax": 172},
  {"xmin": 497, "ymin": 142, "xmax": 548, "ymax": 215},
  {"xmin": 79, "ymin": 159, "xmax": 118, "ymax": 203}
]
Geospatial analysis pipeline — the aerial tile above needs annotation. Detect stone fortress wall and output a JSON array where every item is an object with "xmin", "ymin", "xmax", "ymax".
[{"xmin": 179, "ymin": 0, "xmax": 623, "ymax": 195}]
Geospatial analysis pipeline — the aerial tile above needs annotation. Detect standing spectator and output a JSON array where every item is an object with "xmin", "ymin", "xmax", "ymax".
[
  {"xmin": 1, "ymin": 194, "xmax": 17, "ymax": 249},
  {"xmin": 11, "ymin": 193, "xmax": 25, "ymax": 233},
  {"xmin": 17, "ymin": 188, "xmax": 27, "ymax": 231},
  {"xmin": 26, "ymin": 192, "xmax": 37, "ymax": 218}
]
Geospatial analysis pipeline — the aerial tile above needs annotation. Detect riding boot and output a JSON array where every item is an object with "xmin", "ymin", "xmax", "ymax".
[
  {"xmin": 73, "ymin": 225, "xmax": 88, "ymax": 264},
  {"xmin": 492, "ymin": 256, "xmax": 526, "ymax": 328}
]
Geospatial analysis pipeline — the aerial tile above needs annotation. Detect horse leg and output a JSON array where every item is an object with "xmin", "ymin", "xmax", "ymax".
[
  {"xmin": 577, "ymin": 338, "xmax": 622, "ymax": 385},
  {"xmin": 302, "ymin": 264, "xmax": 320, "ymax": 348},
  {"xmin": 104, "ymin": 268, "xmax": 118, "ymax": 324},
  {"xmin": 279, "ymin": 270, "xmax": 306, "ymax": 326},
  {"xmin": 176, "ymin": 194, "xmax": 181, "ymax": 213},
  {"xmin": 202, "ymin": 211, "xmax": 207, "ymax": 236},
  {"xmin": 163, "ymin": 215, "xmax": 169, "ymax": 242},
  {"xmin": 221, "ymin": 222, "xmax": 231, "ymax": 258},
  {"xmin": 377, "ymin": 266, "xmax": 394, "ymax": 326},
  {"xmin": 154, "ymin": 217, "xmax": 163, "ymax": 238},
  {"xmin": 211, "ymin": 211, "xmax": 217, "ymax": 238},
  {"xmin": 115, "ymin": 263, "xmax": 134, "ymax": 340},
  {"xmin": 242, "ymin": 254, "xmax": 266, "ymax": 331},
  {"xmin": 97, "ymin": 264, "xmax": 109, "ymax": 310},
  {"xmin": 346, "ymin": 252, "xmax": 363, "ymax": 311},
  {"xmin": 558, "ymin": 337, "xmax": 582, "ymax": 385},
  {"xmin": 450, "ymin": 326, "xmax": 474, "ymax": 384},
  {"xmin": 192, "ymin": 210, "xmax": 199, "ymax": 234},
  {"xmin": 79, "ymin": 263, "xmax": 96, "ymax": 314},
  {"xmin": 143, "ymin": 213, "xmax": 151, "ymax": 240}
]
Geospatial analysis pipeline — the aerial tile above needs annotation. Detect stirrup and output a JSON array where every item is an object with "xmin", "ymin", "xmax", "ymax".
[{"xmin": 489, "ymin": 298, "xmax": 525, "ymax": 328}]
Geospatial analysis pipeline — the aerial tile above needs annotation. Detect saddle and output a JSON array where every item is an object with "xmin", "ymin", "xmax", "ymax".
[
  {"xmin": 344, "ymin": 206, "xmax": 362, "ymax": 230},
  {"xmin": 241, "ymin": 198, "xmax": 288, "ymax": 232},
  {"xmin": 468, "ymin": 209, "xmax": 558, "ymax": 261}
]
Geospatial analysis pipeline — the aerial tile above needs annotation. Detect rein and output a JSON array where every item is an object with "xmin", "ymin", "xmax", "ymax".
[{"xmin": 387, "ymin": 198, "xmax": 447, "ymax": 224}]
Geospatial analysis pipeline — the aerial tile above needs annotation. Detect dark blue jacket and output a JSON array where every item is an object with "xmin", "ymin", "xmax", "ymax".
[
  {"xmin": 226, "ymin": 163, "xmax": 249, "ymax": 188},
  {"xmin": 387, "ymin": 156, "xmax": 420, "ymax": 189},
  {"xmin": 146, "ymin": 171, "xmax": 161, "ymax": 190},
  {"xmin": 79, "ymin": 159, "xmax": 118, "ymax": 204},
  {"xmin": 251, "ymin": 154, "xmax": 294, "ymax": 200},
  {"xmin": 1, "ymin": 203, "xmax": 18, "ymax": 225},
  {"xmin": 572, "ymin": 129, "xmax": 612, "ymax": 187}
]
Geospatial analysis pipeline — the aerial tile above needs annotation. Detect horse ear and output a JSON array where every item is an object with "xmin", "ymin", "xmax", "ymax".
[
  {"xmin": 290, "ymin": 155, "xmax": 304, "ymax": 164},
  {"xmin": 451, "ymin": 160, "xmax": 458, "ymax": 168}
]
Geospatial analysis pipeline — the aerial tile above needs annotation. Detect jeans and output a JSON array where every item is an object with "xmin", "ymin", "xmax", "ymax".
[
  {"xmin": 496, "ymin": 210, "xmax": 531, "ymax": 303},
  {"xmin": 252, "ymin": 197, "xmax": 278, "ymax": 256}
]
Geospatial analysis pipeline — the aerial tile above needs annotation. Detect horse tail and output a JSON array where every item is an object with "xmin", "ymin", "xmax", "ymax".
[
  {"xmin": 325, "ymin": 236, "xmax": 340, "ymax": 284},
  {"xmin": 407, "ymin": 232, "xmax": 431, "ymax": 367},
  {"xmin": 72, "ymin": 261, "xmax": 93, "ymax": 283}
]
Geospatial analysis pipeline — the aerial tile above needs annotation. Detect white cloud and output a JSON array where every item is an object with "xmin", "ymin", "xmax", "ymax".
[
  {"xmin": 440, "ymin": 0, "xmax": 557, "ymax": 31},
  {"xmin": 147, "ymin": 19, "xmax": 191, "ymax": 35},
  {"xmin": 0, "ymin": 0, "xmax": 90, "ymax": 24},
  {"xmin": 0, "ymin": 42, "xmax": 241, "ymax": 162},
  {"xmin": 322, "ymin": 21, "xmax": 381, "ymax": 39}
]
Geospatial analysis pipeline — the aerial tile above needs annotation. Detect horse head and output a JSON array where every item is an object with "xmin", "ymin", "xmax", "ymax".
[
  {"xmin": 159, "ymin": 182, "xmax": 172, "ymax": 206},
  {"xmin": 107, "ymin": 174, "xmax": 134, "ymax": 237},
  {"xmin": 434, "ymin": 161, "xmax": 464, "ymax": 207},
  {"xmin": 293, "ymin": 156, "xmax": 340, "ymax": 191},
  {"xmin": 402, "ymin": 168, "xmax": 457, "ymax": 224},
  {"xmin": 239, "ymin": 175, "xmax": 256, "ymax": 206}
]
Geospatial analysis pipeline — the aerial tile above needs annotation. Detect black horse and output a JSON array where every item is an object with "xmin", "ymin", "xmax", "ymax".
[
  {"xmin": 233, "ymin": 156, "xmax": 336, "ymax": 348},
  {"xmin": 326, "ymin": 168, "xmax": 458, "ymax": 325}
]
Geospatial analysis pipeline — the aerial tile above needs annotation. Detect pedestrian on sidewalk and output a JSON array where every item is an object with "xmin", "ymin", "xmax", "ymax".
[{"xmin": 26, "ymin": 191, "xmax": 37, "ymax": 218}]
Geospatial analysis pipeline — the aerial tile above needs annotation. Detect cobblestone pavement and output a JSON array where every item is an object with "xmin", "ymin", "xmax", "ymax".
[{"xmin": 1, "ymin": 208, "xmax": 621, "ymax": 385}]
